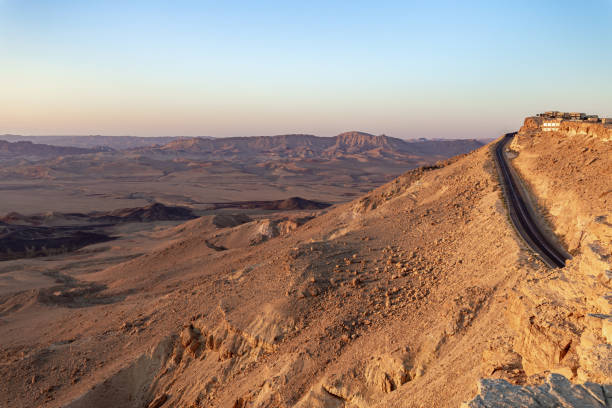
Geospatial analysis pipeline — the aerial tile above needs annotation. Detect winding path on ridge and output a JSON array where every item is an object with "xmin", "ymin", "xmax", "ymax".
[{"xmin": 494, "ymin": 133, "xmax": 569, "ymax": 268}]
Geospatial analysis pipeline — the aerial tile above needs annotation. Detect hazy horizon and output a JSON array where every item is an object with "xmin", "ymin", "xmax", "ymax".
[
  {"xmin": 0, "ymin": 131, "xmax": 494, "ymax": 140},
  {"xmin": 1, "ymin": 1, "xmax": 611, "ymax": 139}
]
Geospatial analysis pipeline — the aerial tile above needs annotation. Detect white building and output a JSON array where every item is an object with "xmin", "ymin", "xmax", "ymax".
[{"xmin": 542, "ymin": 118, "xmax": 562, "ymax": 132}]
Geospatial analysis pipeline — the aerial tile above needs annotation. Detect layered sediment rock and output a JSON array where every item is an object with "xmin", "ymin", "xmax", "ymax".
[{"xmin": 560, "ymin": 121, "xmax": 612, "ymax": 141}]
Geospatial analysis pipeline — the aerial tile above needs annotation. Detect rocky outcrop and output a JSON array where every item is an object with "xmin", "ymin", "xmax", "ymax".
[
  {"xmin": 249, "ymin": 217, "xmax": 314, "ymax": 245},
  {"xmin": 519, "ymin": 117, "xmax": 543, "ymax": 133},
  {"xmin": 488, "ymin": 122, "xmax": 612, "ymax": 402},
  {"xmin": 463, "ymin": 374, "xmax": 611, "ymax": 407},
  {"xmin": 560, "ymin": 121, "xmax": 612, "ymax": 141},
  {"xmin": 506, "ymin": 280, "xmax": 582, "ymax": 378},
  {"xmin": 295, "ymin": 345, "xmax": 432, "ymax": 408},
  {"xmin": 152, "ymin": 306, "xmax": 298, "ymax": 406},
  {"xmin": 67, "ymin": 305, "xmax": 297, "ymax": 408},
  {"xmin": 364, "ymin": 351, "xmax": 413, "ymax": 393}
]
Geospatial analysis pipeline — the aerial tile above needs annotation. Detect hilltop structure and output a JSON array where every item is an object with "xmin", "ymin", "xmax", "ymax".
[
  {"xmin": 535, "ymin": 111, "xmax": 612, "ymax": 132},
  {"xmin": 519, "ymin": 112, "xmax": 612, "ymax": 144}
]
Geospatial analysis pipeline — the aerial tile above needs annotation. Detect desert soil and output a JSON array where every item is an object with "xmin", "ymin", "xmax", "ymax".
[{"xmin": 0, "ymin": 126, "xmax": 609, "ymax": 407}]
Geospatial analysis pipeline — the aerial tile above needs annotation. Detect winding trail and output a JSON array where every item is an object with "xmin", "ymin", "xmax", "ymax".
[{"xmin": 494, "ymin": 133, "xmax": 569, "ymax": 268}]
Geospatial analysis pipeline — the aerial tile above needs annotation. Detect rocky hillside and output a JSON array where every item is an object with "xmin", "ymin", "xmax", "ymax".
[
  {"xmin": 462, "ymin": 120, "xmax": 612, "ymax": 406},
  {"xmin": 507, "ymin": 122, "xmax": 611, "ymax": 382},
  {"xmin": 0, "ymin": 123, "xmax": 609, "ymax": 407}
]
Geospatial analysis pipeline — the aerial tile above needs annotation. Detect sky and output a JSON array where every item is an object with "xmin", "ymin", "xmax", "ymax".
[{"xmin": 1, "ymin": 1, "xmax": 611, "ymax": 139}]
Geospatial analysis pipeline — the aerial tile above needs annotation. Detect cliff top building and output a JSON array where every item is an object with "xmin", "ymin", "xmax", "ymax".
[
  {"xmin": 538, "ymin": 111, "xmax": 590, "ymax": 120},
  {"xmin": 534, "ymin": 111, "xmax": 610, "ymax": 131},
  {"xmin": 541, "ymin": 117, "xmax": 563, "ymax": 132}
]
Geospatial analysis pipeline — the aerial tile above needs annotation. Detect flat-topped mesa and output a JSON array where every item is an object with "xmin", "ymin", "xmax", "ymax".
[{"xmin": 519, "ymin": 111, "xmax": 612, "ymax": 141}]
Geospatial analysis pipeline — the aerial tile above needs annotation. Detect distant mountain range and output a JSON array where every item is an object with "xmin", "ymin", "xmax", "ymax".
[
  {"xmin": 0, "ymin": 135, "xmax": 211, "ymax": 150},
  {"xmin": 139, "ymin": 131, "xmax": 485, "ymax": 161},
  {"xmin": 0, "ymin": 139, "xmax": 111, "ymax": 159},
  {"xmin": 0, "ymin": 133, "xmax": 486, "ymax": 159},
  {"xmin": 0, "ymin": 130, "xmax": 492, "ymax": 224},
  {"xmin": 0, "ymin": 132, "xmax": 486, "ymax": 212}
]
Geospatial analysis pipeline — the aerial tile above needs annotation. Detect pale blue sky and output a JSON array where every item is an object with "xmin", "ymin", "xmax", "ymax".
[{"xmin": 1, "ymin": 1, "xmax": 611, "ymax": 138}]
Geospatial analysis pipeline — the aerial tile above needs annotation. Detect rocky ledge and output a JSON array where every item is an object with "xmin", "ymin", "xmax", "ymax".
[{"xmin": 463, "ymin": 374, "xmax": 611, "ymax": 407}]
